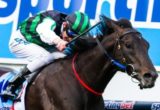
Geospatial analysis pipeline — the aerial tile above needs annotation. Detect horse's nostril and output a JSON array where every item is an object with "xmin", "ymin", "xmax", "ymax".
[
  {"xmin": 143, "ymin": 73, "xmax": 152, "ymax": 78},
  {"xmin": 143, "ymin": 72, "xmax": 158, "ymax": 79}
]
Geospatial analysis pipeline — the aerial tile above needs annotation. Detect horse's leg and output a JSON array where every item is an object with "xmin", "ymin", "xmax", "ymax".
[
  {"xmin": 25, "ymin": 84, "xmax": 43, "ymax": 110},
  {"xmin": 26, "ymin": 74, "xmax": 55, "ymax": 110},
  {"xmin": 44, "ymin": 73, "xmax": 85, "ymax": 110},
  {"xmin": 40, "ymin": 89, "xmax": 55, "ymax": 110}
]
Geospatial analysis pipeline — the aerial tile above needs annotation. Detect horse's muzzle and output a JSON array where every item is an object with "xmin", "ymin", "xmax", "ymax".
[{"xmin": 139, "ymin": 72, "xmax": 158, "ymax": 89}]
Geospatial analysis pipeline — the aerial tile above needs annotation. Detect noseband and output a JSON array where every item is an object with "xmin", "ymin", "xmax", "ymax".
[{"xmin": 96, "ymin": 29, "xmax": 141, "ymax": 77}]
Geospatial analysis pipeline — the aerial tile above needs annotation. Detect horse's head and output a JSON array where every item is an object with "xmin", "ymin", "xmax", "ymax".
[{"xmin": 100, "ymin": 15, "xmax": 158, "ymax": 89}]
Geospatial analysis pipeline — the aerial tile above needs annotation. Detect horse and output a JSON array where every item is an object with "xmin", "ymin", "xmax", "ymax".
[{"xmin": 25, "ymin": 15, "xmax": 158, "ymax": 110}]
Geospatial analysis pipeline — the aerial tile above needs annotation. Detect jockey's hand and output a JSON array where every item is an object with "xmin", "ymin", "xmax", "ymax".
[
  {"xmin": 63, "ymin": 41, "xmax": 75, "ymax": 56},
  {"xmin": 56, "ymin": 40, "xmax": 68, "ymax": 51}
]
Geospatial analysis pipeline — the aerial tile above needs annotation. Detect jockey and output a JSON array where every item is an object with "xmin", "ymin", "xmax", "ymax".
[{"xmin": 2, "ymin": 10, "xmax": 91, "ymax": 99}]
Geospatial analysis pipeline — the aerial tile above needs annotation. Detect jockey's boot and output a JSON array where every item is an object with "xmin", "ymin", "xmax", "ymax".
[{"xmin": 1, "ymin": 66, "xmax": 31, "ymax": 99}]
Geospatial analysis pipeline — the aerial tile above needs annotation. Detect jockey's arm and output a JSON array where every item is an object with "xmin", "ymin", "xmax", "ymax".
[{"xmin": 36, "ymin": 17, "xmax": 67, "ymax": 48}]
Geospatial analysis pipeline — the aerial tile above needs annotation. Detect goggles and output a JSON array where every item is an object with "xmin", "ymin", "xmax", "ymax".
[{"xmin": 66, "ymin": 29, "xmax": 78, "ymax": 38}]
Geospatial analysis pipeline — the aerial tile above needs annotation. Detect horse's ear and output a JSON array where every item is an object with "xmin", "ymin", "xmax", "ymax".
[
  {"xmin": 99, "ymin": 15, "xmax": 122, "ymax": 32},
  {"xmin": 110, "ymin": 20, "xmax": 123, "ymax": 32},
  {"xmin": 115, "ymin": 18, "xmax": 132, "ymax": 28}
]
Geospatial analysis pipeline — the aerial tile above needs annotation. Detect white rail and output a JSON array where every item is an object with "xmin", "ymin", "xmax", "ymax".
[{"xmin": 0, "ymin": 58, "xmax": 160, "ymax": 72}]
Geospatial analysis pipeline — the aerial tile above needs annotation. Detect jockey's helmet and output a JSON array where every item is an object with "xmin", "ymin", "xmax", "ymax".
[{"xmin": 65, "ymin": 11, "xmax": 91, "ymax": 37}]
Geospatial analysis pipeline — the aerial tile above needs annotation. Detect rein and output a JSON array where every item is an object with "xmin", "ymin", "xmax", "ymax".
[
  {"xmin": 95, "ymin": 37, "xmax": 126, "ymax": 70},
  {"xmin": 72, "ymin": 53, "xmax": 102, "ymax": 96}
]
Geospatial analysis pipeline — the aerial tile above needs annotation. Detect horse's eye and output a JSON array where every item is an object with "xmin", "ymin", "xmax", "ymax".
[{"xmin": 125, "ymin": 43, "xmax": 132, "ymax": 49}]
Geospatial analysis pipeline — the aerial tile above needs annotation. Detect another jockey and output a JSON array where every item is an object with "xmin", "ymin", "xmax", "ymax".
[{"xmin": 2, "ymin": 10, "xmax": 91, "ymax": 99}]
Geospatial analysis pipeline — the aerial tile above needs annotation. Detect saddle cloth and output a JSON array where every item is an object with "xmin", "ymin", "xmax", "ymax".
[{"xmin": 0, "ymin": 72, "xmax": 28, "ymax": 110}]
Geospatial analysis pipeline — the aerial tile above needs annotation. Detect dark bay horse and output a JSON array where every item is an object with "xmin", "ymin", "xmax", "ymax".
[{"xmin": 25, "ymin": 16, "xmax": 158, "ymax": 110}]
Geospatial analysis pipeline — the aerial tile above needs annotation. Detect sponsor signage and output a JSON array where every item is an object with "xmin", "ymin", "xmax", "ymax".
[{"xmin": 0, "ymin": 0, "xmax": 160, "ymax": 66}]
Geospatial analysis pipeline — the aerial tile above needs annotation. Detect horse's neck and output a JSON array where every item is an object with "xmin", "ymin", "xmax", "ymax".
[
  {"xmin": 78, "ymin": 47, "xmax": 105, "ymax": 74},
  {"xmin": 77, "ymin": 46, "xmax": 117, "ymax": 92}
]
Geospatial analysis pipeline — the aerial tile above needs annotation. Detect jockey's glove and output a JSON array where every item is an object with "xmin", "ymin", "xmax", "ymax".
[{"xmin": 63, "ymin": 42, "xmax": 75, "ymax": 56}]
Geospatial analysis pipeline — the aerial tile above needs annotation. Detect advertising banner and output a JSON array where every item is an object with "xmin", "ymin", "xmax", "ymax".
[{"xmin": 0, "ymin": 0, "xmax": 160, "ymax": 66}]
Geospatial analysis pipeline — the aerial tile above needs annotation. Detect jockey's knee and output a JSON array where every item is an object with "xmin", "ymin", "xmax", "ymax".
[
  {"xmin": 26, "ymin": 53, "xmax": 52, "ymax": 72},
  {"xmin": 40, "ymin": 51, "xmax": 66, "ymax": 65},
  {"xmin": 42, "ymin": 53, "xmax": 55, "ymax": 65}
]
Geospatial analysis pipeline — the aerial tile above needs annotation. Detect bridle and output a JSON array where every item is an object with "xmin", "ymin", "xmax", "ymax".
[
  {"xmin": 95, "ymin": 29, "xmax": 142, "ymax": 77},
  {"xmin": 71, "ymin": 23, "xmax": 142, "ymax": 96}
]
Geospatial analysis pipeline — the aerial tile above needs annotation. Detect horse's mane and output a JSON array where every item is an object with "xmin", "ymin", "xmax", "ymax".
[{"xmin": 99, "ymin": 15, "xmax": 133, "ymax": 35}]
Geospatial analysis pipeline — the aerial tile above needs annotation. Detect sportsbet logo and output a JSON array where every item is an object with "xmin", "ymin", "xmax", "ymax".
[
  {"xmin": 0, "ymin": 0, "xmax": 160, "ymax": 64},
  {"xmin": 112, "ymin": 0, "xmax": 160, "ymax": 28},
  {"xmin": 0, "ymin": 0, "xmax": 159, "ymax": 29}
]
